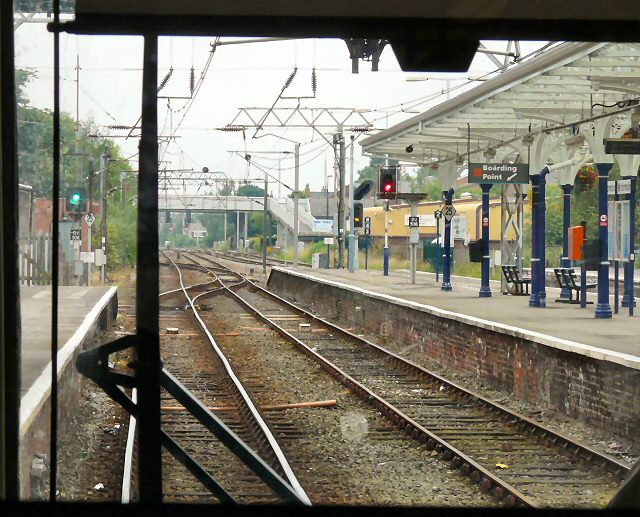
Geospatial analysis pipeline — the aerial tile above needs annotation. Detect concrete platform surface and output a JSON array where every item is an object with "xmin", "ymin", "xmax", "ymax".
[
  {"xmin": 20, "ymin": 286, "xmax": 117, "ymax": 394},
  {"xmin": 279, "ymin": 267, "xmax": 640, "ymax": 367}
]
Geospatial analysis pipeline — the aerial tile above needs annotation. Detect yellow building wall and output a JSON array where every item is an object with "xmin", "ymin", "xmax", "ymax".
[{"xmin": 363, "ymin": 199, "xmax": 516, "ymax": 241}]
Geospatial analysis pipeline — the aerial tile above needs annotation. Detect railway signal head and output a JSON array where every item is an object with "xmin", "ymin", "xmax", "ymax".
[
  {"xmin": 353, "ymin": 202, "xmax": 364, "ymax": 228},
  {"xmin": 378, "ymin": 167, "xmax": 397, "ymax": 199},
  {"xmin": 165, "ymin": 211, "xmax": 171, "ymax": 223},
  {"xmin": 185, "ymin": 210, "xmax": 192, "ymax": 223},
  {"xmin": 66, "ymin": 187, "xmax": 87, "ymax": 214}
]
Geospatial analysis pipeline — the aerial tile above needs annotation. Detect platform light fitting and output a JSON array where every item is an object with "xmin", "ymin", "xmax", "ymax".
[{"xmin": 405, "ymin": 145, "xmax": 414, "ymax": 153}]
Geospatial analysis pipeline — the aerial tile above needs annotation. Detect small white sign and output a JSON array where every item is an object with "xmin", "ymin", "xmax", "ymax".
[
  {"xmin": 84, "ymin": 212, "xmax": 96, "ymax": 227},
  {"xmin": 404, "ymin": 214, "xmax": 436, "ymax": 227},
  {"xmin": 81, "ymin": 252, "xmax": 95, "ymax": 264},
  {"xmin": 94, "ymin": 248, "xmax": 107, "ymax": 266},
  {"xmin": 608, "ymin": 181, "xmax": 616, "ymax": 196},
  {"xmin": 324, "ymin": 237, "xmax": 334, "ymax": 245},
  {"xmin": 313, "ymin": 219, "xmax": 334, "ymax": 233},
  {"xmin": 409, "ymin": 228, "xmax": 420, "ymax": 244},
  {"xmin": 617, "ymin": 179, "xmax": 631, "ymax": 195}
]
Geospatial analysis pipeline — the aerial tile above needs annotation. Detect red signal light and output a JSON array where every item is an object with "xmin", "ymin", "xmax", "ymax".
[{"xmin": 384, "ymin": 182, "xmax": 393, "ymax": 192}]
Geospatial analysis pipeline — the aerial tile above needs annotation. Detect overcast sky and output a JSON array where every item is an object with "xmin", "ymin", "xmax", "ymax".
[{"xmin": 14, "ymin": 19, "xmax": 548, "ymax": 196}]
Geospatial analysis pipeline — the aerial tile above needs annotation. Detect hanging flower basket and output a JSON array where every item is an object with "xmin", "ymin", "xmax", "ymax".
[{"xmin": 575, "ymin": 165, "xmax": 598, "ymax": 192}]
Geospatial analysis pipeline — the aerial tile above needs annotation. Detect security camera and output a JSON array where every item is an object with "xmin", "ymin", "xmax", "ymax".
[{"xmin": 405, "ymin": 145, "xmax": 414, "ymax": 153}]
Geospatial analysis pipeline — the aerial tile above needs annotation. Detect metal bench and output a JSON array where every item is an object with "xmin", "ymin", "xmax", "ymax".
[
  {"xmin": 501, "ymin": 265, "xmax": 531, "ymax": 295},
  {"xmin": 554, "ymin": 267, "xmax": 596, "ymax": 304}
]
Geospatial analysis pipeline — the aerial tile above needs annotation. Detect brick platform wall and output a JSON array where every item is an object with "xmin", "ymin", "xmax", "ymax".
[{"xmin": 268, "ymin": 270, "xmax": 640, "ymax": 441}]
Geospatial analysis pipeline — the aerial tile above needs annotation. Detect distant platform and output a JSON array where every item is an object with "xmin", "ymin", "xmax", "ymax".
[{"xmin": 273, "ymin": 267, "xmax": 640, "ymax": 368}]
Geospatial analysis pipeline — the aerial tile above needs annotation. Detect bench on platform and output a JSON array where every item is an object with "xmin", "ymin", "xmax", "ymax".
[
  {"xmin": 553, "ymin": 267, "xmax": 596, "ymax": 304},
  {"xmin": 501, "ymin": 265, "xmax": 531, "ymax": 295}
]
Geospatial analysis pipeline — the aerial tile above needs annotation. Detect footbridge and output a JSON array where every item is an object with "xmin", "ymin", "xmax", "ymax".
[{"xmin": 158, "ymin": 195, "xmax": 332, "ymax": 237}]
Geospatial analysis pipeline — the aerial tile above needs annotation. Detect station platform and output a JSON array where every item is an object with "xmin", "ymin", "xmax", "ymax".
[
  {"xmin": 19, "ymin": 285, "xmax": 117, "ymax": 498},
  {"xmin": 267, "ymin": 266, "xmax": 639, "ymax": 440},
  {"xmin": 278, "ymin": 267, "xmax": 639, "ymax": 364}
]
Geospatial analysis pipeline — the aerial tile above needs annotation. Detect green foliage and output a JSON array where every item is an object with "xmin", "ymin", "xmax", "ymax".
[
  {"xmin": 16, "ymin": 69, "xmax": 133, "ymax": 198},
  {"xmin": 17, "ymin": 68, "xmax": 137, "ymax": 273},
  {"xmin": 219, "ymin": 180, "xmax": 235, "ymax": 196},
  {"xmin": 236, "ymin": 183, "xmax": 265, "ymax": 197}
]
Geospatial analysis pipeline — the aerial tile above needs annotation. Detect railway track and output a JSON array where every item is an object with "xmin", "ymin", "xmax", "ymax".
[
  {"xmin": 210, "ymin": 249, "xmax": 311, "ymax": 269},
  {"xmin": 183, "ymin": 250, "xmax": 630, "ymax": 509},
  {"xmin": 121, "ymin": 254, "xmax": 311, "ymax": 504}
]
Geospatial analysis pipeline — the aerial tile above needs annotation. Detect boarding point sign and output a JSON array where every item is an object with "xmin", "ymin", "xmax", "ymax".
[{"xmin": 468, "ymin": 163, "xmax": 529, "ymax": 184}]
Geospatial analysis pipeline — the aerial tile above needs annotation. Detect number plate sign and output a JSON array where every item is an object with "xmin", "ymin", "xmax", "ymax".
[
  {"xmin": 434, "ymin": 209, "xmax": 443, "ymax": 220},
  {"xmin": 442, "ymin": 205, "xmax": 457, "ymax": 222},
  {"xmin": 408, "ymin": 216, "xmax": 420, "ymax": 228},
  {"xmin": 70, "ymin": 229, "xmax": 82, "ymax": 241},
  {"xmin": 84, "ymin": 212, "xmax": 96, "ymax": 227},
  {"xmin": 364, "ymin": 216, "xmax": 371, "ymax": 235}
]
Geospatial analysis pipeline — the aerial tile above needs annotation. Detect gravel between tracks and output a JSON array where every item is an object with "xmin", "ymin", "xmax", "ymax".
[{"xmin": 196, "ymin": 291, "xmax": 496, "ymax": 506}]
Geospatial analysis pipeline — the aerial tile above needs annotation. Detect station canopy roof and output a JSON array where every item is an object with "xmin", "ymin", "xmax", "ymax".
[{"xmin": 360, "ymin": 42, "xmax": 640, "ymax": 165}]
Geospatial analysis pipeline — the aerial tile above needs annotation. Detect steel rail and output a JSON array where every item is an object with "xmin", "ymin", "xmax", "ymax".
[
  {"xmin": 212, "ymin": 250, "xmax": 312, "ymax": 268},
  {"xmin": 121, "ymin": 388, "xmax": 137, "ymax": 503},
  {"xmin": 187, "ymin": 253, "xmax": 532, "ymax": 506},
  {"xmin": 189, "ymin": 251, "xmax": 631, "ymax": 507},
  {"xmin": 162, "ymin": 251, "xmax": 312, "ymax": 505},
  {"xmin": 251, "ymin": 281, "xmax": 631, "ymax": 477}
]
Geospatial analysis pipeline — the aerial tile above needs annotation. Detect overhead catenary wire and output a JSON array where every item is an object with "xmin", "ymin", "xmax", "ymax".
[{"xmin": 251, "ymin": 66, "xmax": 298, "ymax": 139}]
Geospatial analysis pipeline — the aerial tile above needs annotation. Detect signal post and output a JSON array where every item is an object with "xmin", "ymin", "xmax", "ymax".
[{"xmin": 378, "ymin": 166, "xmax": 397, "ymax": 276}]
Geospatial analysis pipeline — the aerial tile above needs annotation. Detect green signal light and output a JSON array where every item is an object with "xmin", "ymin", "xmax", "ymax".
[{"xmin": 70, "ymin": 193, "xmax": 82, "ymax": 205}]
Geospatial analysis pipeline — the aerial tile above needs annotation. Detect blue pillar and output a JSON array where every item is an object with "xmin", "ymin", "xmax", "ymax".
[
  {"xmin": 441, "ymin": 189, "xmax": 454, "ymax": 291},
  {"xmin": 560, "ymin": 183, "xmax": 574, "ymax": 299},
  {"xmin": 479, "ymin": 183, "xmax": 492, "ymax": 297},
  {"xmin": 537, "ymin": 168, "xmax": 550, "ymax": 308},
  {"xmin": 595, "ymin": 162, "xmax": 613, "ymax": 319},
  {"xmin": 621, "ymin": 175, "xmax": 637, "ymax": 310},
  {"xmin": 529, "ymin": 175, "xmax": 540, "ymax": 307}
]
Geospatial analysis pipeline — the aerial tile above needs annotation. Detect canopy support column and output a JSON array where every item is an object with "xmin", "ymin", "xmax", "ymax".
[
  {"xmin": 595, "ymin": 162, "xmax": 613, "ymax": 319},
  {"xmin": 479, "ymin": 183, "xmax": 492, "ymax": 297},
  {"xmin": 441, "ymin": 188, "xmax": 454, "ymax": 292},
  {"xmin": 621, "ymin": 175, "xmax": 636, "ymax": 311},
  {"xmin": 537, "ymin": 168, "xmax": 550, "ymax": 308},
  {"xmin": 529, "ymin": 174, "xmax": 540, "ymax": 306},
  {"xmin": 560, "ymin": 183, "xmax": 574, "ymax": 300}
]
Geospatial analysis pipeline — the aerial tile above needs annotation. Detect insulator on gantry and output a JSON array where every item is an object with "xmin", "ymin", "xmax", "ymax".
[
  {"xmin": 283, "ymin": 67, "xmax": 297, "ymax": 89},
  {"xmin": 190, "ymin": 67, "xmax": 195, "ymax": 95},
  {"xmin": 311, "ymin": 68, "xmax": 317, "ymax": 95},
  {"xmin": 158, "ymin": 67, "xmax": 173, "ymax": 92}
]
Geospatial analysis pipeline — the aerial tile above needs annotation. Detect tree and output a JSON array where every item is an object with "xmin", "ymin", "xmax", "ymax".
[
  {"xmin": 355, "ymin": 157, "xmax": 399, "ymax": 184},
  {"xmin": 236, "ymin": 183, "xmax": 265, "ymax": 197},
  {"xmin": 16, "ymin": 70, "xmax": 132, "ymax": 198},
  {"xmin": 17, "ymin": 69, "xmax": 136, "ymax": 272},
  {"xmin": 219, "ymin": 180, "xmax": 235, "ymax": 196}
]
